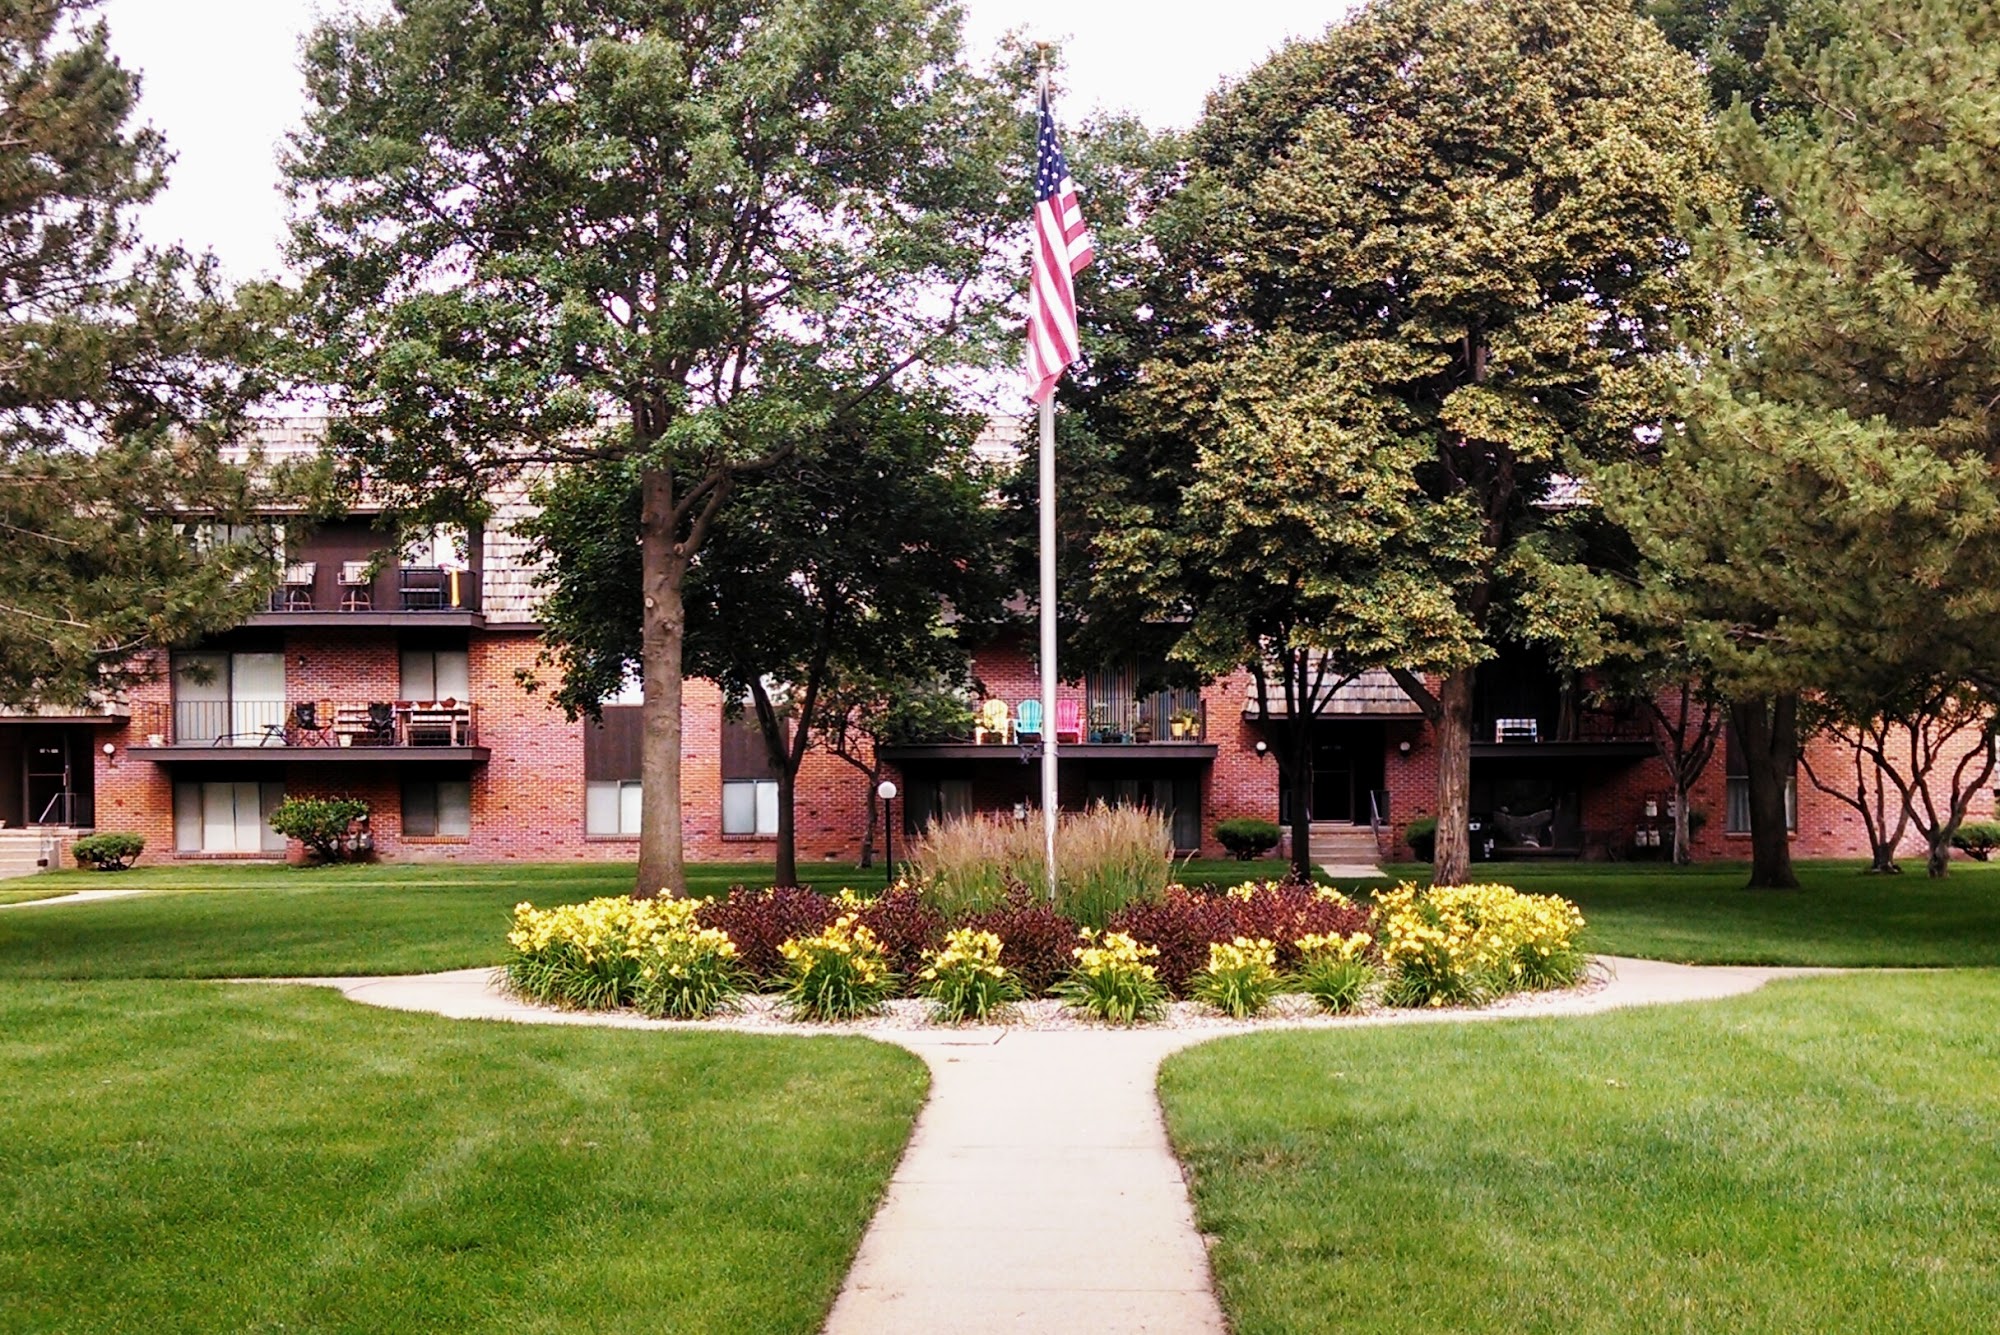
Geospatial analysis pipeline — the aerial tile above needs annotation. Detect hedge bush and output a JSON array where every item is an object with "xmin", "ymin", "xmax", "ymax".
[
  {"xmin": 1215, "ymin": 818, "xmax": 1280, "ymax": 861},
  {"xmin": 1951, "ymin": 820, "xmax": 2000, "ymax": 861},
  {"xmin": 70, "ymin": 832, "xmax": 144, "ymax": 871},
  {"xmin": 1404, "ymin": 816, "xmax": 1437, "ymax": 861},
  {"xmin": 267, "ymin": 797, "xmax": 370, "ymax": 862}
]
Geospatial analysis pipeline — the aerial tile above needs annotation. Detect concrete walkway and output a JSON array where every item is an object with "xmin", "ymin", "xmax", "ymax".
[
  {"xmin": 286, "ymin": 956, "xmax": 1824, "ymax": 1335},
  {"xmin": 1319, "ymin": 860, "xmax": 1386, "ymax": 879},
  {"xmin": 0, "ymin": 888, "xmax": 143, "ymax": 910}
]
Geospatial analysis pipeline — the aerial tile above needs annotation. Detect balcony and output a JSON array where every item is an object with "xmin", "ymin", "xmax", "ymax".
[
  {"xmin": 1082, "ymin": 690, "xmax": 1207, "ymax": 745},
  {"xmin": 261, "ymin": 561, "xmax": 482, "ymax": 627},
  {"xmin": 1472, "ymin": 707, "xmax": 1657, "ymax": 760},
  {"xmin": 130, "ymin": 699, "xmax": 488, "ymax": 763}
]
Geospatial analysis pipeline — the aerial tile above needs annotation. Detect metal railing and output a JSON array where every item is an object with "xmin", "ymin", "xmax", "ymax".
[
  {"xmin": 264, "ymin": 563, "xmax": 480, "ymax": 613},
  {"xmin": 1081, "ymin": 692, "xmax": 1207, "ymax": 743},
  {"xmin": 136, "ymin": 699, "xmax": 479, "ymax": 748}
]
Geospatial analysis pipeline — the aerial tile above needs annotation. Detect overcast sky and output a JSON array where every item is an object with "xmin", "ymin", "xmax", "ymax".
[{"xmin": 99, "ymin": 0, "xmax": 1354, "ymax": 282}]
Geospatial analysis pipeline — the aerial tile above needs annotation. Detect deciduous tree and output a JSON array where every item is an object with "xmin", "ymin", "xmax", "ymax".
[{"xmin": 284, "ymin": 0, "xmax": 1025, "ymax": 892}]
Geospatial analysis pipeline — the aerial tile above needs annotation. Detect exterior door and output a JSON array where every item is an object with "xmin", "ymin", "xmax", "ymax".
[
  {"xmin": 231, "ymin": 653, "xmax": 286, "ymax": 744},
  {"xmin": 23, "ymin": 730, "xmax": 72, "ymax": 826},
  {"xmin": 1311, "ymin": 732, "xmax": 1355, "ymax": 823}
]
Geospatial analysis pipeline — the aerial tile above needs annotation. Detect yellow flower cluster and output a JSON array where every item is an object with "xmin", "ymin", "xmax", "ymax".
[
  {"xmin": 832, "ymin": 887, "xmax": 879, "ymax": 910},
  {"xmin": 640, "ymin": 924, "xmax": 739, "ymax": 981},
  {"xmin": 1296, "ymin": 930, "xmax": 1375, "ymax": 964},
  {"xmin": 1313, "ymin": 886, "xmax": 1355, "ymax": 908},
  {"xmin": 1375, "ymin": 881, "xmax": 1587, "ymax": 1003},
  {"xmin": 507, "ymin": 894, "xmax": 701, "ymax": 963},
  {"xmin": 1071, "ymin": 928, "xmax": 1161, "ymax": 979},
  {"xmin": 1206, "ymin": 936, "xmax": 1278, "ymax": 973},
  {"xmin": 919, "ymin": 928, "xmax": 1008, "ymax": 983},
  {"xmin": 778, "ymin": 912, "xmax": 891, "ymax": 986},
  {"xmin": 1224, "ymin": 880, "xmax": 1282, "ymax": 901}
]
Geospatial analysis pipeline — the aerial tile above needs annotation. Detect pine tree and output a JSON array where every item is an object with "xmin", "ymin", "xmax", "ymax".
[{"xmin": 0, "ymin": 0, "xmax": 276, "ymax": 706}]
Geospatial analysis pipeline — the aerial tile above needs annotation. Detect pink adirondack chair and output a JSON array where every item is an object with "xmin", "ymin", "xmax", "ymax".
[{"xmin": 1055, "ymin": 698, "xmax": 1083, "ymax": 744}]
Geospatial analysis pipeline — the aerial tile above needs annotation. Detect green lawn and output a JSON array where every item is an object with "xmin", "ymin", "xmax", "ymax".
[
  {"xmin": 1369, "ymin": 859, "xmax": 2000, "ymax": 966},
  {"xmin": 0, "ymin": 861, "xmax": 868, "ymax": 979},
  {"xmin": 0, "ymin": 979, "xmax": 924, "ymax": 1334},
  {"xmin": 1161, "ymin": 972, "xmax": 2000, "ymax": 1335},
  {"xmin": 0, "ymin": 886, "xmax": 68, "ymax": 906}
]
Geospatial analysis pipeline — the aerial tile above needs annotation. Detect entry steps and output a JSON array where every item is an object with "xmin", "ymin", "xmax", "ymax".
[{"xmin": 0, "ymin": 829, "xmax": 70, "ymax": 881}]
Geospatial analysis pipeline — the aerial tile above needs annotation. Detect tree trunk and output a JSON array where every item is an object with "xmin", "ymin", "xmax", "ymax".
[
  {"xmin": 1870, "ymin": 841, "xmax": 1902, "ymax": 874},
  {"xmin": 858, "ymin": 780, "xmax": 879, "ymax": 869},
  {"xmin": 1730, "ymin": 695, "xmax": 1800, "ymax": 890},
  {"xmin": 1672, "ymin": 781, "xmax": 1693, "ymax": 866},
  {"xmin": 1287, "ymin": 716, "xmax": 1314, "ymax": 879},
  {"xmin": 636, "ymin": 467, "xmax": 687, "ymax": 898},
  {"xmin": 1927, "ymin": 833, "xmax": 1952, "ymax": 879},
  {"xmin": 774, "ymin": 763, "xmax": 798, "ymax": 888},
  {"xmin": 1432, "ymin": 667, "xmax": 1475, "ymax": 887}
]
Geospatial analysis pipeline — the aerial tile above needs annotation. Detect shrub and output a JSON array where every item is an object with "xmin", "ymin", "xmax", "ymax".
[
  {"xmin": 1952, "ymin": 820, "xmax": 2000, "ymax": 861},
  {"xmin": 1055, "ymin": 929, "xmax": 1167, "ymax": 1025},
  {"xmin": 844, "ymin": 886, "xmax": 945, "ymax": 988},
  {"xmin": 505, "ymin": 895, "xmax": 697, "ymax": 1010},
  {"xmin": 1404, "ymin": 816, "xmax": 1438, "ymax": 861},
  {"xmin": 1221, "ymin": 879, "xmax": 1374, "ymax": 971},
  {"xmin": 908, "ymin": 803, "xmax": 1172, "ymax": 929},
  {"xmin": 1376, "ymin": 882, "xmax": 1587, "ymax": 1008},
  {"xmin": 1215, "ymin": 817, "xmax": 1280, "ymax": 861},
  {"xmin": 959, "ymin": 891, "xmax": 1078, "ymax": 996},
  {"xmin": 1294, "ymin": 931, "xmax": 1377, "ymax": 1014},
  {"xmin": 70, "ymin": 832, "xmax": 144, "ymax": 871},
  {"xmin": 917, "ymin": 928, "xmax": 1021, "ymax": 1023},
  {"xmin": 779, "ymin": 913, "xmax": 897, "ymax": 1021},
  {"xmin": 268, "ymin": 796, "xmax": 371, "ymax": 862},
  {"xmin": 697, "ymin": 886, "xmax": 837, "ymax": 985},
  {"xmin": 633, "ymin": 922, "xmax": 745, "ymax": 1020},
  {"xmin": 1190, "ymin": 937, "xmax": 1280, "ymax": 1018},
  {"xmin": 1108, "ymin": 889, "xmax": 1236, "ymax": 994}
]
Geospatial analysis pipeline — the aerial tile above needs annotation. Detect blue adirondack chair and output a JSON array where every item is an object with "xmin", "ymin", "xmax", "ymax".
[{"xmin": 1015, "ymin": 698, "xmax": 1044, "ymax": 740}]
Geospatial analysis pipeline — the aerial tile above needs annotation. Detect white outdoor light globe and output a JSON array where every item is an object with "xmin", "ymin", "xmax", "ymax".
[{"xmin": 877, "ymin": 780, "xmax": 898, "ymax": 802}]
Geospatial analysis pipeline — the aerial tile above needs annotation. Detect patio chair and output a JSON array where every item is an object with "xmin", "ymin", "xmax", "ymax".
[
  {"xmin": 973, "ymin": 698, "xmax": 1012, "ymax": 744},
  {"xmin": 1015, "ymin": 698, "xmax": 1043, "ymax": 740},
  {"xmin": 1055, "ymin": 698, "xmax": 1083, "ymax": 744},
  {"xmin": 1495, "ymin": 717, "xmax": 1539, "ymax": 743}
]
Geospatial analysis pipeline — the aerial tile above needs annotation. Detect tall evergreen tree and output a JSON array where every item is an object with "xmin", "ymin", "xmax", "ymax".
[
  {"xmin": 0, "ymin": 0, "xmax": 277, "ymax": 706},
  {"xmin": 283, "ymin": 0, "xmax": 1025, "ymax": 893},
  {"xmin": 1109, "ymin": 0, "xmax": 1723, "ymax": 885},
  {"xmin": 1580, "ymin": 0, "xmax": 2000, "ymax": 888}
]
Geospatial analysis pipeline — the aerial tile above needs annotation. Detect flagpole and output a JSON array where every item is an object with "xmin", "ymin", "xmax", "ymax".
[{"xmin": 1039, "ymin": 391, "xmax": 1059, "ymax": 903}]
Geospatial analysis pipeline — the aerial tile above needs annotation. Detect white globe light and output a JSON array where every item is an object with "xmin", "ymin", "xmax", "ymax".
[{"xmin": 877, "ymin": 780, "xmax": 898, "ymax": 801}]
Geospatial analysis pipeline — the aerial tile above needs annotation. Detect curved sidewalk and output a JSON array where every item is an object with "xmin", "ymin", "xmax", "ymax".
[{"xmin": 287, "ymin": 956, "xmax": 1824, "ymax": 1335}]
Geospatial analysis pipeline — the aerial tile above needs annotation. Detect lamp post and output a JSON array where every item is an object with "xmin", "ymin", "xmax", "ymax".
[{"xmin": 877, "ymin": 780, "xmax": 899, "ymax": 888}]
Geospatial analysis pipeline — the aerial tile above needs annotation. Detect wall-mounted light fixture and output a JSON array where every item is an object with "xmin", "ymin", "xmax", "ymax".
[
  {"xmin": 1398, "ymin": 740, "xmax": 1412, "ymax": 754},
  {"xmin": 101, "ymin": 741, "xmax": 117, "ymax": 769},
  {"xmin": 1254, "ymin": 740, "xmax": 1269, "ymax": 758}
]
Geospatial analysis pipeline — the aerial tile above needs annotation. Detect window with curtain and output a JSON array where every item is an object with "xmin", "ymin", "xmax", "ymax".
[
  {"xmin": 403, "ymin": 778, "xmax": 472, "ymax": 837},
  {"xmin": 585, "ymin": 705, "xmax": 643, "ymax": 836},
  {"xmin": 721, "ymin": 708, "xmax": 780, "ymax": 836},
  {"xmin": 1724, "ymin": 724, "xmax": 1797, "ymax": 834},
  {"xmin": 399, "ymin": 646, "xmax": 470, "ymax": 702}
]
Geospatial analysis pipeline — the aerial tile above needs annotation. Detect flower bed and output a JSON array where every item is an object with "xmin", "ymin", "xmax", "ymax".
[{"xmin": 499, "ymin": 877, "xmax": 1588, "ymax": 1026}]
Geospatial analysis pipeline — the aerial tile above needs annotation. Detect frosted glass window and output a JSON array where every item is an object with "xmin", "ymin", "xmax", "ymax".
[
  {"xmin": 586, "ymin": 780, "xmax": 642, "ymax": 835},
  {"xmin": 723, "ymin": 779, "xmax": 779, "ymax": 836}
]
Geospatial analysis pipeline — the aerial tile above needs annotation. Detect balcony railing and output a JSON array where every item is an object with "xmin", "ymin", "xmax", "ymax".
[
  {"xmin": 1081, "ymin": 691, "xmax": 1207, "ymax": 744},
  {"xmin": 134, "ymin": 699, "xmax": 479, "ymax": 749},
  {"xmin": 268, "ymin": 563, "xmax": 480, "ymax": 614},
  {"xmin": 1478, "ymin": 708, "xmax": 1654, "ymax": 745}
]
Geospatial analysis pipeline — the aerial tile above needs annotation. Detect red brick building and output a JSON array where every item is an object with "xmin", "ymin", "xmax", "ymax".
[{"xmin": 0, "ymin": 422, "xmax": 1984, "ymax": 869}]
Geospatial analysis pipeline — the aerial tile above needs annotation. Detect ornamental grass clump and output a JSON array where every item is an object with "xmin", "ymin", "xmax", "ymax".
[
  {"xmin": 1056, "ymin": 929, "xmax": 1167, "ymax": 1025},
  {"xmin": 1191, "ymin": 937, "xmax": 1281, "ymax": 1019},
  {"xmin": 1294, "ymin": 930, "xmax": 1378, "ymax": 1014},
  {"xmin": 1376, "ymin": 882, "xmax": 1587, "ymax": 1008},
  {"xmin": 917, "ymin": 928, "xmax": 1021, "ymax": 1024},
  {"xmin": 505, "ymin": 895, "xmax": 698, "ymax": 1010},
  {"xmin": 779, "ymin": 913, "xmax": 897, "ymax": 1021},
  {"xmin": 633, "ymin": 922, "xmax": 745, "ymax": 1020},
  {"xmin": 908, "ymin": 804, "xmax": 1173, "ymax": 928}
]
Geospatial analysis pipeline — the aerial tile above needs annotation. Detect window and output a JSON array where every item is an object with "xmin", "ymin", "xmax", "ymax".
[
  {"xmin": 173, "ymin": 781, "xmax": 284, "ymax": 853},
  {"xmin": 1724, "ymin": 724, "xmax": 1797, "ymax": 835},
  {"xmin": 399, "ymin": 646, "xmax": 470, "ymax": 702},
  {"xmin": 584, "ymin": 704, "xmax": 643, "ymax": 836},
  {"xmin": 721, "ymin": 709, "xmax": 780, "ymax": 836},
  {"xmin": 172, "ymin": 651, "xmax": 286, "ymax": 745},
  {"xmin": 403, "ymin": 778, "xmax": 472, "ymax": 838}
]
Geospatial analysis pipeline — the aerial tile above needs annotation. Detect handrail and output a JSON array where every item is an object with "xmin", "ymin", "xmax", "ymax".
[
  {"xmin": 35, "ymin": 791, "xmax": 72, "ymax": 826},
  {"xmin": 1368, "ymin": 788, "xmax": 1389, "ymax": 855}
]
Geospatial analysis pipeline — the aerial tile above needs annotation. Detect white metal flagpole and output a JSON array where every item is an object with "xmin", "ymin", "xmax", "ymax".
[{"xmin": 1038, "ymin": 393, "xmax": 1059, "ymax": 902}]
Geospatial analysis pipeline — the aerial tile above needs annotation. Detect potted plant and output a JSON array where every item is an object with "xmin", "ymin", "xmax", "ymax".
[{"xmin": 1169, "ymin": 707, "xmax": 1199, "ymax": 739}]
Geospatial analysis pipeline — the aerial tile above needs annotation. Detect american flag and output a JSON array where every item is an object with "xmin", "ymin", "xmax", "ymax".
[{"xmin": 1025, "ymin": 92, "xmax": 1094, "ymax": 404}]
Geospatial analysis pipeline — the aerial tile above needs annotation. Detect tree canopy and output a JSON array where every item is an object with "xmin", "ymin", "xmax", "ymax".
[
  {"xmin": 0, "ymin": 0, "xmax": 278, "ymax": 706},
  {"xmin": 283, "ymin": 0, "xmax": 1027, "ymax": 891}
]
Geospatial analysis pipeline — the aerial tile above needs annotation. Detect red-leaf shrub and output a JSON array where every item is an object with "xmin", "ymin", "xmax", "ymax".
[
  {"xmin": 960, "ymin": 890, "xmax": 1080, "ymax": 996},
  {"xmin": 697, "ymin": 886, "xmax": 836, "ymax": 984},
  {"xmin": 1110, "ymin": 881, "xmax": 1376, "ymax": 993},
  {"xmin": 1109, "ymin": 890, "xmax": 1237, "ymax": 994},
  {"xmin": 1225, "ymin": 878, "xmax": 1375, "ymax": 970},
  {"xmin": 853, "ymin": 887, "xmax": 945, "ymax": 987}
]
